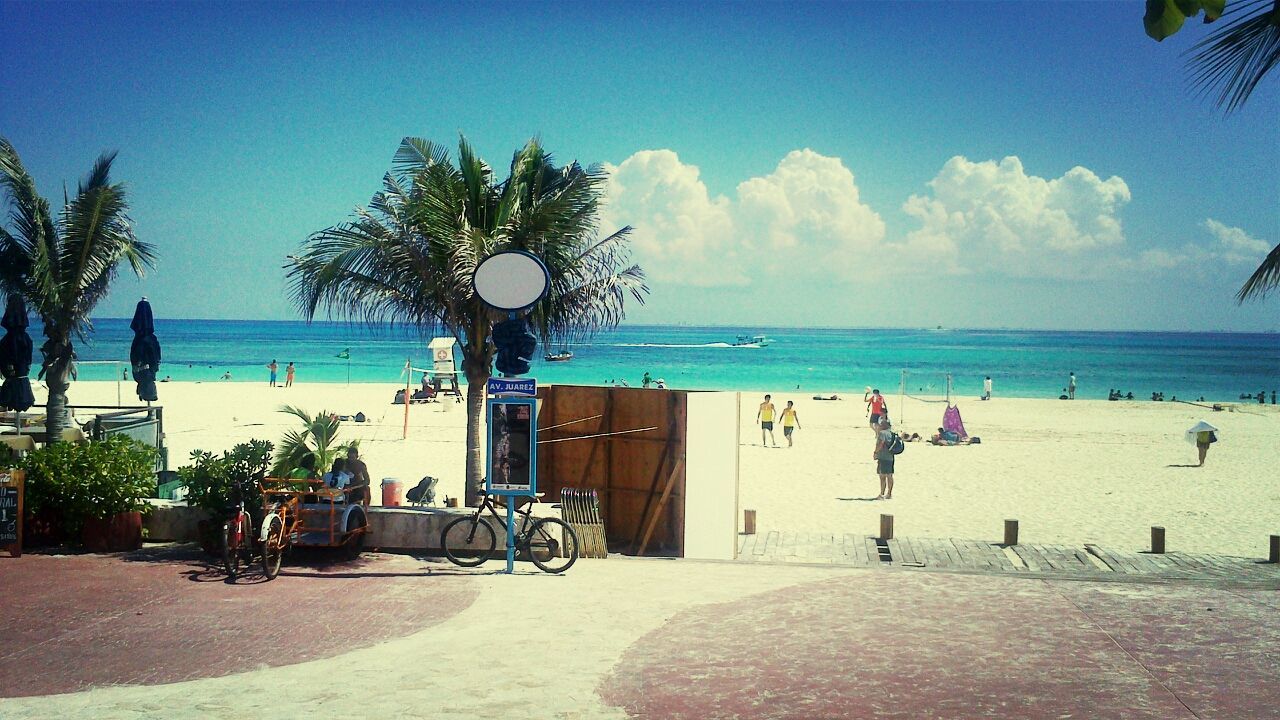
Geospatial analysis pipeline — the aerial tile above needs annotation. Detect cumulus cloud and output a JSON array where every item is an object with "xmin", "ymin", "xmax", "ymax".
[
  {"xmin": 1203, "ymin": 218, "xmax": 1271, "ymax": 265},
  {"xmin": 601, "ymin": 150, "xmax": 1269, "ymax": 289},
  {"xmin": 901, "ymin": 156, "xmax": 1131, "ymax": 277},
  {"xmin": 600, "ymin": 149, "xmax": 883, "ymax": 284}
]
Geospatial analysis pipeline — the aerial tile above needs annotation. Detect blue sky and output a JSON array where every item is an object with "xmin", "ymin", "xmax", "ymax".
[{"xmin": 2, "ymin": 1, "xmax": 1277, "ymax": 331}]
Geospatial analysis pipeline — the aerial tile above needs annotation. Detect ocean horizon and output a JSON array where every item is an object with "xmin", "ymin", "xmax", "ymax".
[{"xmin": 24, "ymin": 318, "xmax": 1280, "ymax": 403}]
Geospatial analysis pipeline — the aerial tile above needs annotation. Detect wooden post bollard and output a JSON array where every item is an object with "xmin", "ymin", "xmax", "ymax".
[
  {"xmin": 1270, "ymin": 534, "xmax": 1279, "ymax": 563},
  {"xmin": 743, "ymin": 509, "xmax": 756, "ymax": 535},
  {"xmin": 879, "ymin": 514, "xmax": 894, "ymax": 540},
  {"xmin": 1151, "ymin": 526, "xmax": 1165, "ymax": 554},
  {"xmin": 1003, "ymin": 519, "xmax": 1019, "ymax": 546}
]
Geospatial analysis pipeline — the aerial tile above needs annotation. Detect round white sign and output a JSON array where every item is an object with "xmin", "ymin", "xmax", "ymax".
[{"xmin": 473, "ymin": 251, "xmax": 550, "ymax": 311}]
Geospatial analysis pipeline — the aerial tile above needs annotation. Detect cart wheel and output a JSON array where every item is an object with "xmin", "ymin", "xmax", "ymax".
[
  {"xmin": 441, "ymin": 516, "xmax": 495, "ymax": 567},
  {"xmin": 527, "ymin": 518, "xmax": 579, "ymax": 574},
  {"xmin": 262, "ymin": 516, "xmax": 284, "ymax": 580},
  {"xmin": 342, "ymin": 509, "xmax": 366, "ymax": 560}
]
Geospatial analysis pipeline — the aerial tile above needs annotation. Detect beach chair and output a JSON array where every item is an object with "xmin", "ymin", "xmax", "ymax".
[{"xmin": 405, "ymin": 476, "xmax": 438, "ymax": 506}]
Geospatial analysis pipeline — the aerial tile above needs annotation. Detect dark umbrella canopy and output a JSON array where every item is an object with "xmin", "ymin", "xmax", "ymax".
[
  {"xmin": 0, "ymin": 295, "xmax": 36, "ymax": 412},
  {"xmin": 129, "ymin": 298, "xmax": 161, "ymax": 402}
]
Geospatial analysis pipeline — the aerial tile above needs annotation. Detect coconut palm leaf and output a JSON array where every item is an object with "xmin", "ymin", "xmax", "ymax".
[
  {"xmin": 1237, "ymin": 241, "xmax": 1280, "ymax": 301},
  {"xmin": 1186, "ymin": 0, "xmax": 1280, "ymax": 111}
]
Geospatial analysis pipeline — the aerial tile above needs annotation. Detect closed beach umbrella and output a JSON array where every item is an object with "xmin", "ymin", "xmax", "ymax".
[
  {"xmin": 1184, "ymin": 420, "xmax": 1218, "ymax": 445},
  {"xmin": 129, "ymin": 298, "xmax": 161, "ymax": 402},
  {"xmin": 0, "ymin": 295, "xmax": 36, "ymax": 412}
]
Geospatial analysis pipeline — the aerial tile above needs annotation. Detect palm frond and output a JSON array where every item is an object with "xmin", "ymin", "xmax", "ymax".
[
  {"xmin": 1237, "ymin": 241, "xmax": 1280, "ymax": 301},
  {"xmin": 1186, "ymin": 0, "xmax": 1280, "ymax": 111}
]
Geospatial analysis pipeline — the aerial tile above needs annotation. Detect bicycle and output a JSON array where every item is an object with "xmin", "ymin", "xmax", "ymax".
[
  {"xmin": 440, "ymin": 491, "xmax": 579, "ymax": 573},
  {"xmin": 258, "ymin": 480, "xmax": 304, "ymax": 580},
  {"xmin": 220, "ymin": 476, "xmax": 258, "ymax": 580}
]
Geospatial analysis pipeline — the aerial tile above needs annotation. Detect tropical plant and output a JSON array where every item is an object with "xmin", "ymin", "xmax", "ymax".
[
  {"xmin": 179, "ymin": 439, "xmax": 273, "ymax": 516},
  {"xmin": 0, "ymin": 138, "xmax": 155, "ymax": 440},
  {"xmin": 1144, "ymin": 0, "xmax": 1279, "ymax": 112},
  {"xmin": 21, "ymin": 435, "xmax": 159, "ymax": 539},
  {"xmin": 288, "ymin": 135, "xmax": 647, "ymax": 505},
  {"xmin": 270, "ymin": 405, "xmax": 348, "ymax": 477}
]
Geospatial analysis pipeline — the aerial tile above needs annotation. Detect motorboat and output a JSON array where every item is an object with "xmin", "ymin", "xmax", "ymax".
[
  {"xmin": 732, "ymin": 334, "xmax": 771, "ymax": 347},
  {"xmin": 544, "ymin": 350, "xmax": 574, "ymax": 362}
]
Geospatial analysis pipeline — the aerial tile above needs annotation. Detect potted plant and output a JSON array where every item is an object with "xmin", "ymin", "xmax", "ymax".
[
  {"xmin": 22, "ymin": 435, "xmax": 159, "ymax": 551},
  {"xmin": 178, "ymin": 440, "xmax": 273, "ymax": 554}
]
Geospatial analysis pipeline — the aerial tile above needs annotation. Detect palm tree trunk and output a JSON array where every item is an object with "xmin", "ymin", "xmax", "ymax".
[
  {"xmin": 40, "ymin": 332, "xmax": 74, "ymax": 442},
  {"xmin": 462, "ymin": 360, "xmax": 489, "ymax": 507}
]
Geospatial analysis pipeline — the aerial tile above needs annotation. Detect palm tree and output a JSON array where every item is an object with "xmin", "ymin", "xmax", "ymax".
[
  {"xmin": 271, "ymin": 404, "xmax": 348, "ymax": 477},
  {"xmin": 288, "ymin": 135, "xmax": 647, "ymax": 505},
  {"xmin": 1145, "ymin": 0, "xmax": 1280, "ymax": 112},
  {"xmin": 0, "ymin": 138, "xmax": 155, "ymax": 440}
]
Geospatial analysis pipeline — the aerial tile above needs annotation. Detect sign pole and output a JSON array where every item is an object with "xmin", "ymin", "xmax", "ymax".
[
  {"xmin": 506, "ymin": 500, "xmax": 516, "ymax": 573},
  {"xmin": 402, "ymin": 357, "xmax": 411, "ymax": 440}
]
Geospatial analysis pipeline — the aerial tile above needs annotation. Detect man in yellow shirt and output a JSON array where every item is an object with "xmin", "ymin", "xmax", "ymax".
[
  {"xmin": 756, "ymin": 394, "xmax": 777, "ymax": 447},
  {"xmin": 780, "ymin": 400, "xmax": 801, "ymax": 448}
]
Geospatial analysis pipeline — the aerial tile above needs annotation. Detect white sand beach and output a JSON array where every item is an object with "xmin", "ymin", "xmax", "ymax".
[{"xmin": 34, "ymin": 380, "xmax": 1280, "ymax": 559}]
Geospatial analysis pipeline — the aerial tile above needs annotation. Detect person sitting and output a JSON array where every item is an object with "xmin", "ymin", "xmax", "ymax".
[
  {"xmin": 930, "ymin": 427, "xmax": 963, "ymax": 445},
  {"xmin": 288, "ymin": 454, "xmax": 318, "ymax": 480},
  {"xmin": 343, "ymin": 446, "xmax": 371, "ymax": 505},
  {"xmin": 393, "ymin": 388, "xmax": 407, "ymax": 405},
  {"xmin": 1125, "ymin": 392, "xmax": 1134, "ymax": 400}
]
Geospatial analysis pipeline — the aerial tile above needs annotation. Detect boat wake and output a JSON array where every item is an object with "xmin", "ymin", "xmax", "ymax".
[{"xmin": 614, "ymin": 342, "xmax": 761, "ymax": 349}]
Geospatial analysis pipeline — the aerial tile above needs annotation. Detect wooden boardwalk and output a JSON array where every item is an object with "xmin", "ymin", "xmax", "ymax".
[{"xmin": 737, "ymin": 531, "xmax": 1280, "ymax": 585}]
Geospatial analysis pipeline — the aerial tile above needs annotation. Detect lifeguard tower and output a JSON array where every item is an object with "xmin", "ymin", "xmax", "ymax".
[{"xmin": 426, "ymin": 337, "xmax": 462, "ymax": 398}]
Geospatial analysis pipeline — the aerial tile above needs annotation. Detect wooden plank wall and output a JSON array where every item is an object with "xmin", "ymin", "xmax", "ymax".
[{"xmin": 536, "ymin": 385, "xmax": 686, "ymax": 555}]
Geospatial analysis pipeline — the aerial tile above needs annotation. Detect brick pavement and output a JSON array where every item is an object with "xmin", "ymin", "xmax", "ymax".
[
  {"xmin": 0, "ymin": 546, "xmax": 476, "ymax": 698},
  {"xmin": 598, "ymin": 571, "xmax": 1280, "ymax": 719}
]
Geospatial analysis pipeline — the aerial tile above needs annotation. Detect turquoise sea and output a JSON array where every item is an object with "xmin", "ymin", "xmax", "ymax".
[{"xmin": 30, "ymin": 319, "xmax": 1280, "ymax": 402}]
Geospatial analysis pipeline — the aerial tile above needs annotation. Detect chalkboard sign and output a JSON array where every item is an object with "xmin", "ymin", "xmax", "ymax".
[{"xmin": 0, "ymin": 469, "xmax": 22, "ymax": 557}]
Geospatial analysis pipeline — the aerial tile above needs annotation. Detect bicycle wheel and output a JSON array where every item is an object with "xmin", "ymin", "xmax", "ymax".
[
  {"xmin": 262, "ymin": 516, "xmax": 285, "ymax": 580},
  {"xmin": 527, "ymin": 518, "xmax": 579, "ymax": 574},
  {"xmin": 221, "ymin": 514, "xmax": 253, "ymax": 579},
  {"xmin": 441, "ymin": 516, "xmax": 495, "ymax": 567}
]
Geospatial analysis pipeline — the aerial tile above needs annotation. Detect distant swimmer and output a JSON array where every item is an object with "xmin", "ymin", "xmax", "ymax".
[{"xmin": 757, "ymin": 394, "xmax": 778, "ymax": 447}]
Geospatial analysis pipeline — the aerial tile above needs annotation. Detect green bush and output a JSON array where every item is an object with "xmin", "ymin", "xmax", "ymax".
[
  {"xmin": 22, "ymin": 435, "xmax": 160, "ymax": 538},
  {"xmin": 179, "ymin": 440, "xmax": 273, "ymax": 516}
]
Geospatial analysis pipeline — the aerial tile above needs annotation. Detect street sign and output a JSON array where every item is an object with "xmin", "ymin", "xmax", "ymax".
[
  {"xmin": 485, "ymin": 398, "xmax": 537, "ymax": 496},
  {"xmin": 487, "ymin": 377, "xmax": 537, "ymax": 397}
]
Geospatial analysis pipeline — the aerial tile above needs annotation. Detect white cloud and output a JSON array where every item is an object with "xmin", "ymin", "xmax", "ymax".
[
  {"xmin": 1203, "ymin": 218, "xmax": 1271, "ymax": 265},
  {"xmin": 601, "ymin": 149, "xmax": 883, "ymax": 284},
  {"xmin": 599, "ymin": 150, "xmax": 740, "ymax": 286},
  {"xmin": 901, "ymin": 156, "xmax": 1131, "ymax": 277}
]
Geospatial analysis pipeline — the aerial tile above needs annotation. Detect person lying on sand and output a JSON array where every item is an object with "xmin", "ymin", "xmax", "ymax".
[{"xmin": 930, "ymin": 427, "xmax": 969, "ymax": 446}]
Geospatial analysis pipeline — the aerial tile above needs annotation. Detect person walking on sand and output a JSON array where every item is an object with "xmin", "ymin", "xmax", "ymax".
[
  {"xmin": 266, "ymin": 359, "xmax": 278, "ymax": 387},
  {"xmin": 1068, "ymin": 372, "xmax": 1077, "ymax": 400},
  {"xmin": 866, "ymin": 388, "xmax": 888, "ymax": 429},
  {"xmin": 873, "ymin": 418, "xmax": 895, "ymax": 499},
  {"xmin": 285, "ymin": 362, "xmax": 296, "ymax": 387},
  {"xmin": 780, "ymin": 400, "xmax": 801, "ymax": 447},
  {"xmin": 1194, "ymin": 429, "xmax": 1216, "ymax": 467},
  {"xmin": 756, "ymin": 394, "xmax": 778, "ymax": 447},
  {"xmin": 982, "ymin": 376, "xmax": 992, "ymax": 400}
]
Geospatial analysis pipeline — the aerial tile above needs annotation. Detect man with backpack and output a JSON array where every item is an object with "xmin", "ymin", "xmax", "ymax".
[{"xmin": 873, "ymin": 418, "xmax": 901, "ymax": 500}]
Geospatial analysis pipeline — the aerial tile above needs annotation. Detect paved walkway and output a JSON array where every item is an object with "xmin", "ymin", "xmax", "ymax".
[
  {"xmin": 1, "ymin": 547, "xmax": 1276, "ymax": 719},
  {"xmin": 739, "ymin": 530, "xmax": 1280, "ymax": 584}
]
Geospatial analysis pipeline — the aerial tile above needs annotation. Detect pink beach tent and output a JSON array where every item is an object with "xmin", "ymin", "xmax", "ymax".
[{"xmin": 942, "ymin": 404, "xmax": 968, "ymax": 439}]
